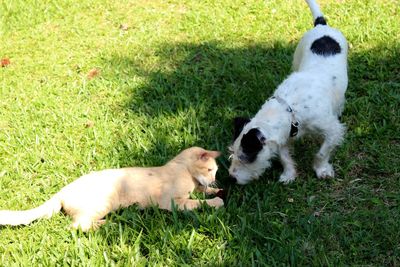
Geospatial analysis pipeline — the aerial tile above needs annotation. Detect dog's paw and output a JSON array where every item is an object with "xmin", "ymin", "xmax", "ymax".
[
  {"xmin": 207, "ymin": 197, "xmax": 224, "ymax": 208},
  {"xmin": 279, "ymin": 171, "xmax": 296, "ymax": 184},
  {"xmin": 314, "ymin": 163, "xmax": 335, "ymax": 179}
]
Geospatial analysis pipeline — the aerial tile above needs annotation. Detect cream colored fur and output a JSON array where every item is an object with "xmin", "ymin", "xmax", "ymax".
[{"xmin": 0, "ymin": 147, "xmax": 223, "ymax": 231}]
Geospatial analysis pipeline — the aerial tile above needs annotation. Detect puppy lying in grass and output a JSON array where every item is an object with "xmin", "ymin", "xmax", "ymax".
[{"xmin": 0, "ymin": 147, "xmax": 224, "ymax": 231}]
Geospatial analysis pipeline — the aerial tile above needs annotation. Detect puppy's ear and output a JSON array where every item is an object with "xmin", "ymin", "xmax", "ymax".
[
  {"xmin": 208, "ymin": 150, "xmax": 221, "ymax": 158},
  {"xmin": 199, "ymin": 151, "xmax": 221, "ymax": 161},
  {"xmin": 233, "ymin": 117, "xmax": 250, "ymax": 141}
]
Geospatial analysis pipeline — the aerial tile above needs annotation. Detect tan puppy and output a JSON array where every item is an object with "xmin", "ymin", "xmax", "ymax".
[{"xmin": 0, "ymin": 147, "xmax": 224, "ymax": 231}]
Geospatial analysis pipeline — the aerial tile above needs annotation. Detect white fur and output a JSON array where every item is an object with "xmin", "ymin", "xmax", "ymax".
[
  {"xmin": 229, "ymin": 0, "xmax": 348, "ymax": 184},
  {"xmin": 305, "ymin": 0, "xmax": 323, "ymax": 20}
]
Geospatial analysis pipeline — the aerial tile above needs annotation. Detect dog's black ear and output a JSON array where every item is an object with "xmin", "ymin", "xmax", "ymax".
[
  {"xmin": 240, "ymin": 128, "xmax": 265, "ymax": 163},
  {"xmin": 233, "ymin": 117, "xmax": 250, "ymax": 141},
  {"xmin": 255, "ymin": 129, "xmax": 266, "ymax": 144},
  {"xmin": 242, "ymin": 128, "xmax": 266, "ymax": 147}
]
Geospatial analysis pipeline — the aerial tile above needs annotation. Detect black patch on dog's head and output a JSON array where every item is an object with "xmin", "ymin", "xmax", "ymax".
[
  {"xmin": 240, "ymin": 128, "xmax": 265, "ymax": 163},
  {"xmin": 314, "ymin": 16, "xmax": 327, "ymax": 26},
  {"xmin": 233, "ymin": 117, "xmax": 250, "ymax": 141},
  {"xmin": 310, "ymin": 35, "xmax": 341, "ymax": 56}
]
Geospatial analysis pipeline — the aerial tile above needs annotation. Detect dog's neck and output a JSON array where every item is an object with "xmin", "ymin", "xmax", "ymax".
[
  {"xmin": 271, "ymin": 96, "xmax": 299, "ymax": 137},
  {"xmin": 251, "ymin": 98, "xmax": 294, "ymax": 145}
]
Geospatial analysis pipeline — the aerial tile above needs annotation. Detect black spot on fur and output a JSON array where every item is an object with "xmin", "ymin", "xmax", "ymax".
[
  {"xmin": 314, "ymin": 16, "xmax": 327, "ymax": 26},
  {"xmin": 240, "ymin": 128, "xmax": 265, "ymax": 163},
  {"xmin": 233, "ymin": 117, "xmax": 250, "ymax": 141},
  {"xmin": 332, "ymin": 76, "xmax": 337, "ymax": 86},
  {"xmin": 311, "ymin": 36, "xmax": 341, "ymax": 56}
]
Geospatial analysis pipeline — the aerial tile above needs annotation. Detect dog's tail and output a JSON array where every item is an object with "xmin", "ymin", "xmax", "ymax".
[
  {"xmin": 305, "ymin": 0, "xmax": 327, "ymax": 26},
  {"xmin": 0, "ymin": 194, "xmax": 62, "ymax": 226}
]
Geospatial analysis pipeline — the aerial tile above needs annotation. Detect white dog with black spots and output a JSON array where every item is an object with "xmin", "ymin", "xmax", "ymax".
[{"xmin": 229, "ymin": 0, "xmax": 348, "ymax": 184}]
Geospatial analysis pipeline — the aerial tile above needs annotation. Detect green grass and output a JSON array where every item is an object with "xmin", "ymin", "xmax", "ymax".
[{"xmin": 1, "ymin": 0, "xmax": 399, "ymax": 265}]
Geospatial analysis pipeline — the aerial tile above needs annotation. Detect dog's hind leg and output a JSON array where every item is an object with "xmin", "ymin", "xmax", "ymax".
[
  {"xmin": 278, "ymin": 144, "xmax": 297, "ymax": 184},
  {"xmin": 292, "ymin": 43, "xmax": 303, "ymax": 72},
  {"xmin": 313, "ymin": 119, "xmax": 345, "ymax": 179},
  {"xmin": 292, "ymin": 34, "xmax": 309, "ymax": 72}
]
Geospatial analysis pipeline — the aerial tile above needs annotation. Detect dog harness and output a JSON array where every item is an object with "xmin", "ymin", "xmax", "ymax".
[{"xmin": 270, "ymin": 96, "xmax": 300, "ymax": 137}]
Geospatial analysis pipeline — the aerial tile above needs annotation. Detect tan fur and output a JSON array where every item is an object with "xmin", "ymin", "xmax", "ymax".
[{"xmin": 0, "ymin": 147, "xmax": 223, "ymax": 231}]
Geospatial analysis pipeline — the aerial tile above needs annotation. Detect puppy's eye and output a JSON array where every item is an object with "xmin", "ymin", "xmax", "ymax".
[{"xmin": 208, "ymin": 168, "xmax": 212, "ymax": 172}]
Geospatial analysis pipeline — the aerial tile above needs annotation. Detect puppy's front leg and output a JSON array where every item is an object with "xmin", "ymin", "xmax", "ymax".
[
  {"xmin": 174, "ymin": 197, "xmax": 224, "ymax": 210},
  {"xmin": 196, "ymin": 185, "xmax": 221, "ymax": 195},
  {"xmin": 278, "ymin": 145, "xmax": 297, "ymax": 184}
]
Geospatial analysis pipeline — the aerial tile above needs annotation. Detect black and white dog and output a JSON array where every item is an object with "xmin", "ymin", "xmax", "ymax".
[{"xmin": 228, "ymin": 0, "xmax": 348, "ymax": 184}]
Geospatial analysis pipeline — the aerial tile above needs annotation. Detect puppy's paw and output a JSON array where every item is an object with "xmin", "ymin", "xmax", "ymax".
[
  {"xmin": 92, "ymin": 219, "xmax": 106, "ymax": 230},
  {"xmin": 207, "ymin": 197, "xmax": 224, "ymax": 208},
  {"xmin": 205, "ymin": 187, "xmax": 222, "ymax": 195},
  {"xmin": 279, "ymin": 171, "xmax": 296, "ymax": 184},
  {"xmin": 314, "ymin": 163, "xmax": 334, "ymax": 179}
]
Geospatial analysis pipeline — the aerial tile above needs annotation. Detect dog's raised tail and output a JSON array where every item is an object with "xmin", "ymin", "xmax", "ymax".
[
  {"xmin": 305, "ymin": 0, "xmax": 327, "ymax": 26},
  {"xmin": 0, "ymin": 194, "xmax": 62, "ymax": 226}
]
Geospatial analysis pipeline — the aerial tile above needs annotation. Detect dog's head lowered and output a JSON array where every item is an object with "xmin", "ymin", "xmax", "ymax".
[{"xmin": 228, "ymin": 117, "xmax": 278, "ymax": 184}]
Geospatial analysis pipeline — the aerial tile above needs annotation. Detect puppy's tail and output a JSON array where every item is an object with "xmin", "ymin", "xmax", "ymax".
[
  {"xmin": 305, "ymin": 0, "xmax": 327, "ymax": 26},
  {"xmin": 0, "ymin": 194, "xmax": 62, "ymax": 226}
]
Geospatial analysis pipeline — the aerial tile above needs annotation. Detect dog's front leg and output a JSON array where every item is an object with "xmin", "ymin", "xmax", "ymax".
[
  {"xmin": 278, "ymin": 144, "xmax": 297, "ymax": 184},
  {"xmin": 174, "ymin": 198, "xmax": 224, "ymax": 210}
]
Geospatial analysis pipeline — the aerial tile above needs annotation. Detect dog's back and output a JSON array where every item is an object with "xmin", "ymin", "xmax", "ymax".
[
  {"xmin": 292, "ymin": 0, "xmax": 348, "ymax": 79},
  {"xmin": 274, "ymin": 0, "xmax": 348, "ymax": 126}
]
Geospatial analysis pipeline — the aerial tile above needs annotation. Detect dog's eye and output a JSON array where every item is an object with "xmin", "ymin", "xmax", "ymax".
[{"xmin": 208, "ymin": 168, "xmax": 212, "ymax": 172}]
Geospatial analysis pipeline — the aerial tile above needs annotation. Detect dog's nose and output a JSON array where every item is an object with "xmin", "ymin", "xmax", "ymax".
[{"xmin": 228, "ymin": 175, "xmax": 237, "ymax": 184}]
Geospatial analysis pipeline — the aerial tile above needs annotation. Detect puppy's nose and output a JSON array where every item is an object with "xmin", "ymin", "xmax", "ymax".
[{"xmin": 228, "ymin": 175, "xmax": 237, "ymax": 184}]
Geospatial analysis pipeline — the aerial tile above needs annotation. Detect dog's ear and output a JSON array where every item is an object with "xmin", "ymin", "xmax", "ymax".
[
  {"xmin": 239, "ymin": 128, "xmax": 266, "ymax": 163},
  {"xmin": 233, "ymin": 117, "xmax": 250, "ymax": 141},
  {"xmin": 255, "ymin": 129, "xmax": 266, "ymax": 144}
]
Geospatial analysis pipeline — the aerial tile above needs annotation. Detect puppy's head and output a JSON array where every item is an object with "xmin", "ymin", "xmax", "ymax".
[
  {"xmin": 228, "ymin": 117, "xmax": 278, "ymax": 185},
  {"xmin": 183, "ymin": 147, "xmax": 221, "ymax": 187}
]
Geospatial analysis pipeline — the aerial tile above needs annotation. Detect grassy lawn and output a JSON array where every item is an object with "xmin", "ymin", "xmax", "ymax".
[{"xmin": 1, "ymin": 0, "xmax": 399, "ymax": 265}]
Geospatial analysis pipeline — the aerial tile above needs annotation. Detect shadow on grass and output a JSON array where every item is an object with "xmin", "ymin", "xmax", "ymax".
[
  {"xmin": 94, "ymin": 41, "xmax": 296, "ymax": 264},
  {"xmin": 104, "ymin": 41, "xmax": 294, "ymax": 179},
  {"xmin": 96, "ymin": 42, "xmax": 400, "ymax": 265}
]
